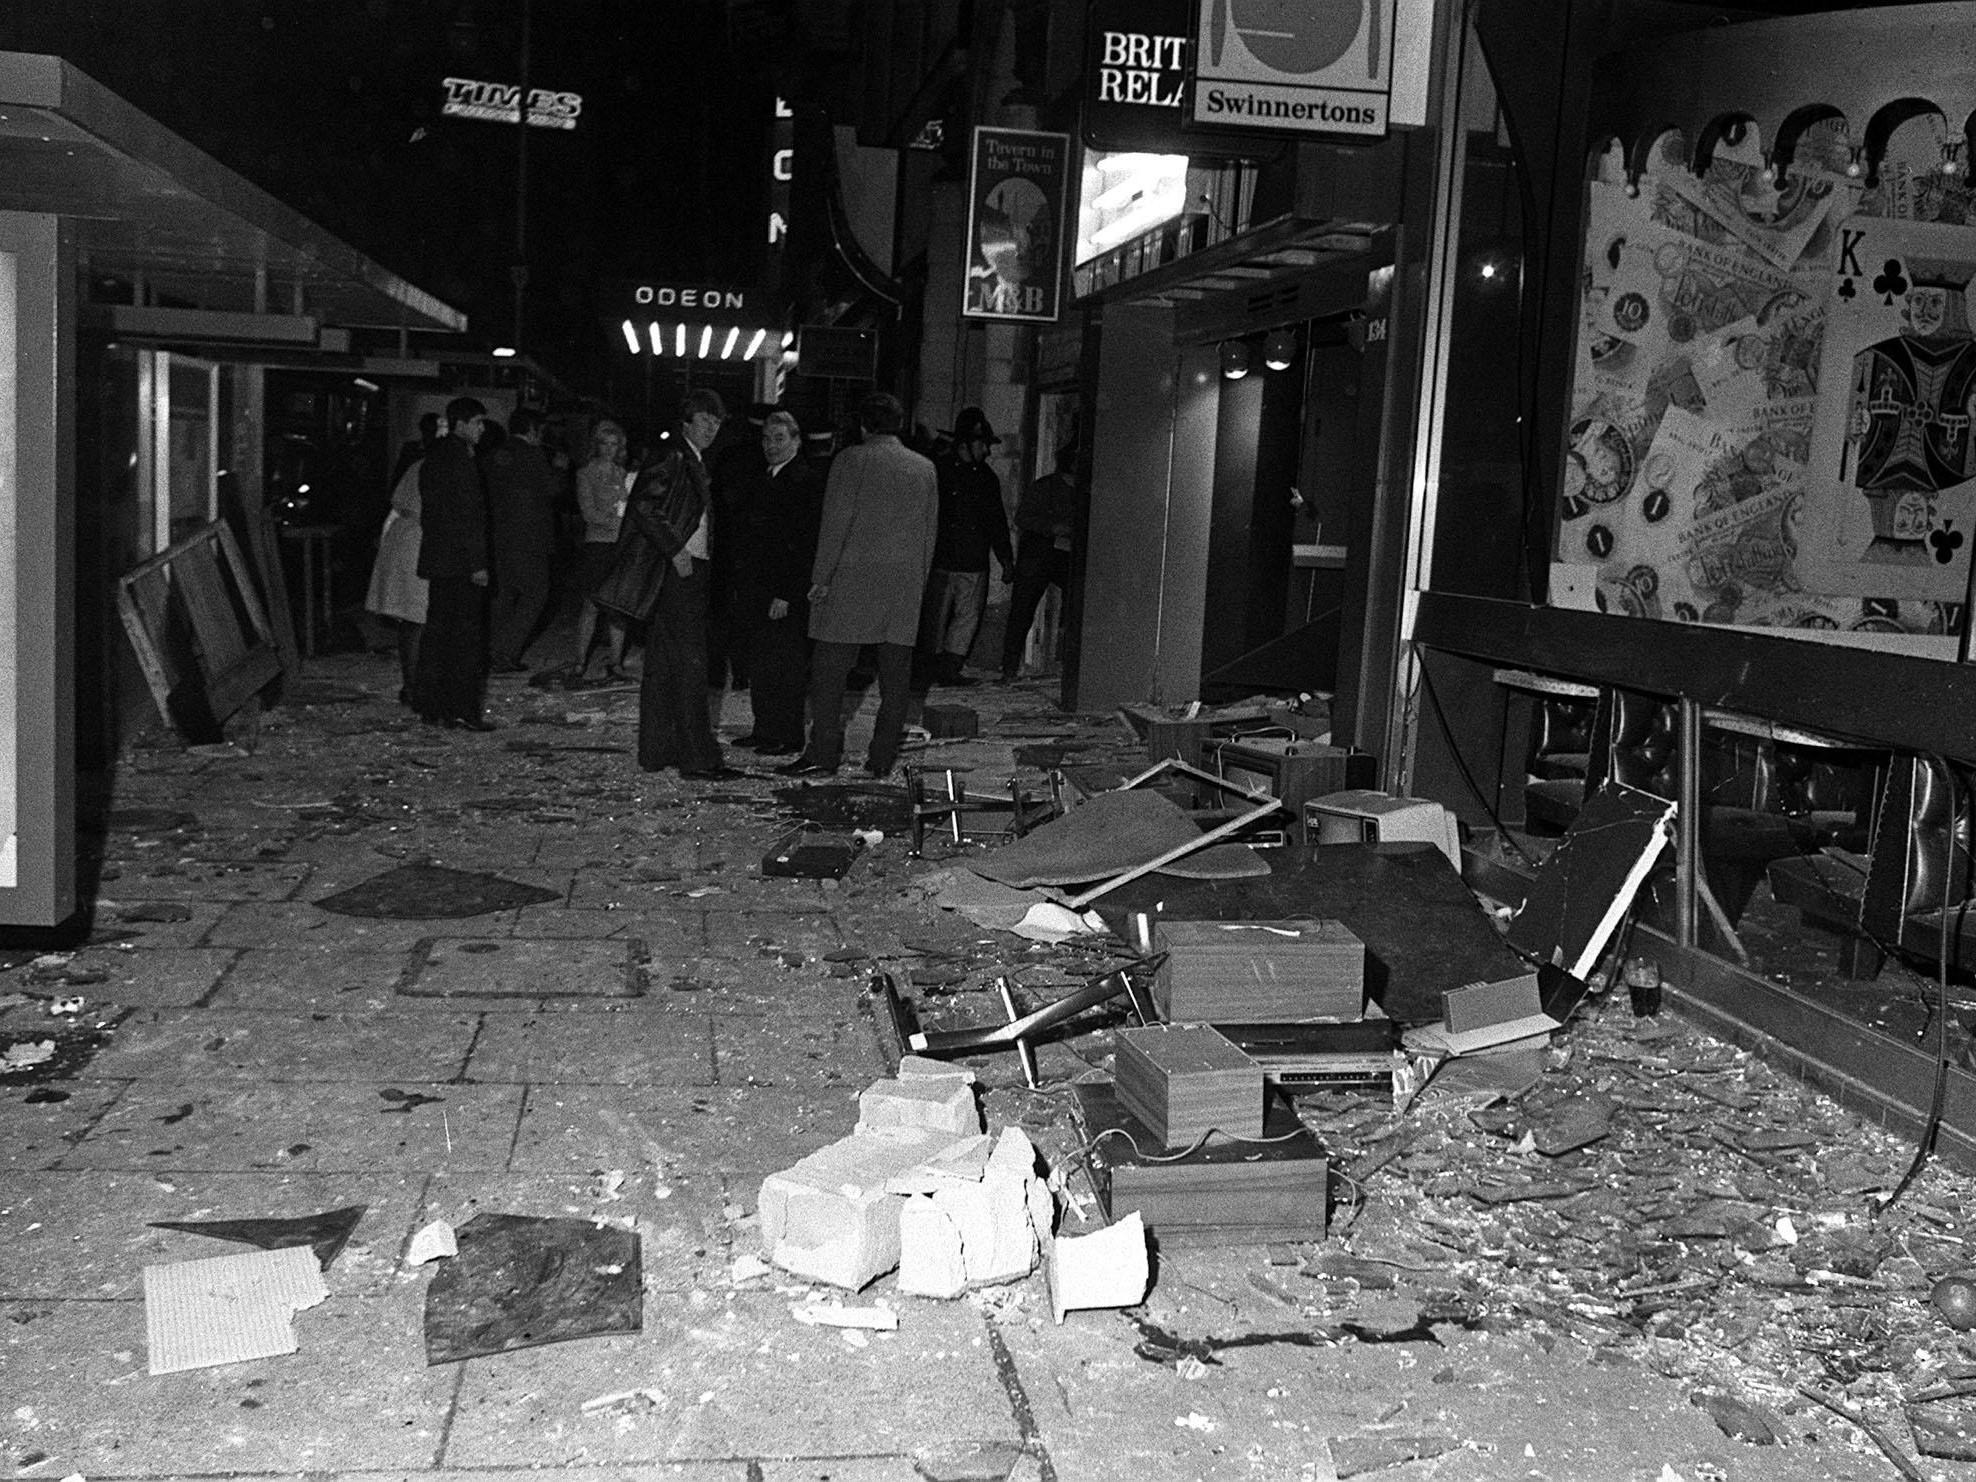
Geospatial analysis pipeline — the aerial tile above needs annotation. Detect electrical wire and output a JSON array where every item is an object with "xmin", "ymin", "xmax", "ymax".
[
  {"xmin": 1879, "ymin": 755, "xmax": 1961, "ymax": 1218},
  {"xmin": 1072, "ymin": 1122, "xmax": 1313, "ymax": 1167}
]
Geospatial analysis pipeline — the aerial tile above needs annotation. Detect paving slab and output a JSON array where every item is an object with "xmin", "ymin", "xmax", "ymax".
[
  {"xmin": 0, "ymin": 1295, "xmax": 453, "ymax": 1476},
  {"xmin": 206, "ymin": 948, "xmax": 413, "ymax": 1011},
  {"xmin": 88, "ymin": 898, "xmax": 229, "ymax": 948},
  {"xmin": 405, "ymin": 938, "xmax": 641, "ymax": 1000},
  {"xmin": 46, "ymin": 946, "xmax": 235, "ymax": 1008},
  {"xmin": 441, "ymin": 1292, "xmax": 1019, "ymax": 1467},
  {"xmin": 93, "ymin": 858, "xmax": 312, "ymax": 902},
  {"xmin": 203, "ymin": 901, "xmax": 446, "ymax": 950},
  {"xmin": 466, "ymin": 1010, "xmax": 716, "ymax": 1086},
  {"xmin": 55, "ymin": 1079, "xmax": 524, "ymax": 1173},
  {"xmin": 0, "ymin": 1080, "xmax": 128, "ymax": 1170},
  {"xmin": 0, "ymin": 1168, "xmax": 423, "ymax": 1298},
  {"xmin": 80, "ymin": 1011, "xmax": 481, "ymax": 1083},
  {"xmin": 710, "ymin": 1012, "xmax": 891, "ymax": 1092},
  {"xmin": 507, "ymin": 1084, "xmax": 863, "ymax": 1195}
]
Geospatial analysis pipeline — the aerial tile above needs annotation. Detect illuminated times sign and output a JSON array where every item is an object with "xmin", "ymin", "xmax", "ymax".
[{"xmin": 441, "ymin": 78, "xmax": 583, "ymax": 130}]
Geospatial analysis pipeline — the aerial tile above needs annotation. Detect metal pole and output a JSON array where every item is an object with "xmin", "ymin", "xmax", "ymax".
[
  {"xmin": 511, "ymin": 0, "xmax": 532, "ymax": 352},
  {"xmin": 1382, "ymin": 0, "xmax": 1472, "ymax": 793},
  {"xmin": 1677, "ymin": 696, "xmax": 1701, "ymax": 947}
]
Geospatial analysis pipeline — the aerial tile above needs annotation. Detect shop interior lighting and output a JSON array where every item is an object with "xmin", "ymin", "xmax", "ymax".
[
  {"xmin": 1263, "ymin": 330, "xmax": 1297, "ymax": 370},
  {"xmin": 720, "ymin": 326, "xmax": 740, "ymax": 360},
  {"xmin": 647, "ymin": 321, "xmax": 665, "ymax": 354},
  {"xmin": 675, "ymin": 323, "xmax": 687, "ymax": 357},
  {"xmin": 1220, "ymin": 340, "xmax": 1251, "ymax": 380},
  {"xmin": 697, "ymin": 324, "xmax": 713, "ymax": 358},
  {"xmin": 744, "ymin": 328, "xmax": 768, "ymax": 359},
  {"xmin": 621, "ymin": 319, "xmax": 641, "ymax": 353},
  {"xmin": 491, "ymin": 346, "xmax": 517, "ymax": 358}
]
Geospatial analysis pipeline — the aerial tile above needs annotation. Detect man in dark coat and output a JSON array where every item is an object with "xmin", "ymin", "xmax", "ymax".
[
  {"xmin": 631, "ymin": 387, "xmax": 739, "ymax": 779},
  {"xmin": 483, "ymin": 406, "xmax": 559, "ymax": 671},
  {"xmin": 410, "ymin": 396, "xmax": 493, "ymax": 730},
  {"xmin": 730, "ymin": 409, "xmax": 822, "ymax": 755},
  {"xmin": 918, "ymin": 406, "xmax": 1013, "ymax": 686}
]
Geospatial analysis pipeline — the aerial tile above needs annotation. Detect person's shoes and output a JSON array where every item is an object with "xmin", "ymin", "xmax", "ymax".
[
  {"xmin": 602, "ymin": 665, "xmax": 632, "ymax": 683},
  {"xmin": 999, "ymin": 669, "xmax": 1018, "ymax": 683},
  {"xmin": 443, "ymin": 715, "xmax": 498, "ymax": 732},
  {"xmin": 493, "ymin": 660, "xmax": 527, "ymax": 673},
  {"xmin": 776, "ymin": 758, "xmax": 838, "ymax": 778},
  {"xmin": 863, "ymin": 762, "xmax": 895, "ymax": 780},
  {"xmin": 755, "ymin": 742, "xmax": 801, "ymax": 756},
  {"xmin": 946, "ymin": 673, "xmax": 978, "ymax": 688},
  {"xmin": 397, "ymin": 687, "xmax": 411, "ymax": 706},
  {"xmin": 730, "ymin": 733, "xmax": 765, "ymax": 749}
]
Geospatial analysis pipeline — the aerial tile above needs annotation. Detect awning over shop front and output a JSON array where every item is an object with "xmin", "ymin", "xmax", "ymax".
[{"xmin": 0, "ymin": 51, "xmax": 464, "ymax": 335}]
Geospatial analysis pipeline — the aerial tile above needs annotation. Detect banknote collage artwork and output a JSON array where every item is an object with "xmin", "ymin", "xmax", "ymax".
[{"xmin": 1562, "ymin": 111, "xmax": 1976, "ymax": 645}]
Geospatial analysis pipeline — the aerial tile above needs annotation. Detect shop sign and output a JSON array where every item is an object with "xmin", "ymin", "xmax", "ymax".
[
  {"xmin": 1187, "ymin": 0, "xmax": 1397, "ymax": 140},
  {"xmin": 963, "ymin": 127, "xmax": 1071, "ymax": 324},
  {"xmin": 441, "ymin": 77, "xmax": 582, "ymax": 130},
  {"xmin": 1083, "ymin": 0, "xmax": 1265, "ymax": 158}
]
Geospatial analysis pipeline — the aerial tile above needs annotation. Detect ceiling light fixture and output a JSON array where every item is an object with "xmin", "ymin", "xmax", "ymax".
[
  {"xmin": 1263, "ymin": 329, "xmax": 1297, "ymax": 370},
  {"xmin": 1220, "ymin": 340, "xmax": 1251, "ymax": 380}
]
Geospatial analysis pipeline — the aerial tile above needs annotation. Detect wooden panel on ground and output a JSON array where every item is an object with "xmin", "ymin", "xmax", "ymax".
[
  {"xmin": 1150, "ymin": 917, "xmax": 1364, "ymax": 1022},
  {"xmin": 116, "ymin": 520, "xmax": 283, "ymax": 744},
  {"xmin": 1073, "ymin": 1081, "xmax": 1327, "ymax": 1246},
  {"xmin": 1113, "ymin": 1024, "xmax": 1264, "ymax": 1146}
]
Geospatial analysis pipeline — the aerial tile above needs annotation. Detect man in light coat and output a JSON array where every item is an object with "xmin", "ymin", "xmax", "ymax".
[{"xmin": 779, "ymin": 391, "xmax": 938, "ymax": 778}]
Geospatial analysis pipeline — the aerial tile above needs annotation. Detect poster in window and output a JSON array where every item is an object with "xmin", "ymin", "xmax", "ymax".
[
  {"xmin": 963, "ymin": 127, "xmax": 1071, "ymax": 324},
  {"xmin": 1553, "ymin": 117, "xmax": 1972, "ymax": 643}
]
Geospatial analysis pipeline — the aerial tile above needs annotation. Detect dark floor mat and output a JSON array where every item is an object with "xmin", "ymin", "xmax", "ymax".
[
  {"xmin": 148, "ymin": 1204, "xmax": 367, "ymax": 1271},
  {"xmin": 774, "ymin": 782, "xmax": 913, "ymax": 832},
  {"xmin": 424, "ymin": 1212, "xmax": 642, "ymax": 1365},
  {"xmin": 315, "ymin": 864, "xmax": 561, "ymax": 919}
]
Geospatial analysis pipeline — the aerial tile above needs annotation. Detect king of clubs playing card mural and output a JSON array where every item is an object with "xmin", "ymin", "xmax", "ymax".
[
  {"xmin": 1559, "ymin": 113, "xmax": 1976, "ymax": 639},
  {"xmin": 1803, "ymin": 219, "xmax": 1976, "ymax": 596}
]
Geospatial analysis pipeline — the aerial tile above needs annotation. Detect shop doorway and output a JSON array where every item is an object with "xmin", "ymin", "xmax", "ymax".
[{"xmin": 1199, "ymin": 316, "xmax": 1367, "ymax": 702}]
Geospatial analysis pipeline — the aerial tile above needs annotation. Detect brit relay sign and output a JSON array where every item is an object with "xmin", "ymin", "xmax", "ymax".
[{"xmin": 963, "ymin": 127, "xmax": 1070, "ymax": 324}]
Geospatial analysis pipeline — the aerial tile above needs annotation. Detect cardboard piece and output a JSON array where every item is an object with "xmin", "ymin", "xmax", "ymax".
[
  {"xmin": 144, "ymin": 1244, "xmax": 328, "ymax": 1375},
  {"xmin": 1508, "ymin": 782, "xmax": 1675, "ymax": 979}
]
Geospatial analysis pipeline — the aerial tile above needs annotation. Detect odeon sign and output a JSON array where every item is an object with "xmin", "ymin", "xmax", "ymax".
[{"xmin": 631, "ymin": 285, "xmax": 747, "ymax": 310}]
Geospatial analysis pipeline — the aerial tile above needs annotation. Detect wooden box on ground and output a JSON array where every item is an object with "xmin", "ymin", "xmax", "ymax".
[
  {"xmin": 1150, "ymin": 918, "xmax": 1364, "ymax": 1022},
  {"xmin": 1113, "ymin": 1024, "xmax": 1263, "ymax": 1147},
  {"xmin": 1073, "ymin": 1082, "xmax": 1327, "ymax": 1246}
]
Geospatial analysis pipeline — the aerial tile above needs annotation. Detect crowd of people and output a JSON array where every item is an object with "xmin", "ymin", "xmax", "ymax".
[{"xmin": 360, "ymin": 388, "xmax": 1079, "ymax": 781}]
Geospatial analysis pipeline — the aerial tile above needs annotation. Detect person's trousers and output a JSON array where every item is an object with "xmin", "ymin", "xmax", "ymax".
[
  {"xmin": 489, "ymin": 571, "xmax": 549, "ymax": 667},
  {"xmin": 637, "ymin": 558, "xmax": 723, "ymax": 772},
  {"xmin": 1001, "ymin": 535, "xmax": 1070, "ymax": 675},
  {"xmin": 917, "ymin": 568, "xmax": 988, "ymax": 658},
  {"xmin": 749, "ymin": 608, "xmax": 810, "ymax": 750},
  {"xmin": 805, "ymin": 639, "xmax": 912, "ymax": 773},
  {"xmin": 412, "ymin": 576, "xmax": 487, "ymax": 723}
]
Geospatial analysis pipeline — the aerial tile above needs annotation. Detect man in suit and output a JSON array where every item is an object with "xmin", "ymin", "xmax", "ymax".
[
  {"xmin": 410, "ymin": 395, "xmax": 494, "ymax": 730},
  {"xmin": 730, "ymin": 409, "xmax": 823, "ymax": 756},
  {"xmin": 780, "ymin": 391, "xmax": 939, "ymax": 779},
  {"xmin": 483, "ymin": 406, "xmax": 559, "ymax": 671},
  {"xmin": 632, "ymin": 387, "xmax": 740, "ymax": 780}
]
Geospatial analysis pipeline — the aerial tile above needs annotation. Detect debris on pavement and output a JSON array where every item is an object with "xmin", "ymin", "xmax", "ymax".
[{"xmin": 143, "ymin": 1244, "xmax": 329, "ymax": 1374}]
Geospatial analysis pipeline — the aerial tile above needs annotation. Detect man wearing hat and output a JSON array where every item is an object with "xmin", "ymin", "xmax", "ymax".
[{"xmin": 918, "ymin": 406, "xmax": 1014, "ymax": 686}]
